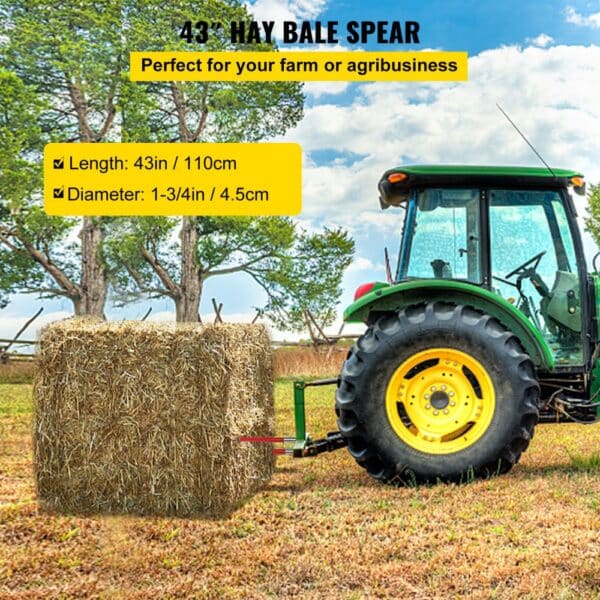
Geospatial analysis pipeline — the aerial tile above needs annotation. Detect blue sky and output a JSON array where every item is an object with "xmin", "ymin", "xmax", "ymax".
[
  {"xmin": 1, "ymin": 0, "xmax": 600, "ymax": 341},
  {"xmin": 318, "ymin": 0, "xmax": 600, "ymax": 52}
]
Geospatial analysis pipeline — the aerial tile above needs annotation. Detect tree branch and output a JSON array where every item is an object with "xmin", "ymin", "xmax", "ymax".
[
  {"xmin": 123, "ymin": 261, "xmax": 174, "ymax": 299},
  {"xmin": 65, "ymin": 73, "xmax": 95, "ymax": 142},
  {"xmin": 139, "ymin": 246, "xmax": 181, "ymax": 298},
  {"xmin": 192, "ymin": 84, "xmax": 210, "ymax": 141},
  {"xmin": 96, "ymin": 71, "xmax": 119, "ymax": 140},
  {"xmin": 0, "ymin": 226, "xmax": 22, "ymax": 253},
  {"xmin": 7, "ymin": 226, "xmax": 81, "ymax": 300},
  {"xmin": 244, "ymin": 269, "xmax": 291, "ymax": 323},
  {"xmin": 205, "ymin": 253, "xmax": 274, "ymax": 277},
  {"xmin": 170, "ymin": 83, "xmax": 193, "ymax": 142},
  {"xmin": 20, "ymin": 286, "xmax": 71, "ymax": 297}
]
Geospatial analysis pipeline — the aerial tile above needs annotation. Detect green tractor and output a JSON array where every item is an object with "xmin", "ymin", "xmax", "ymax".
[{"xmin": 243, "ymin": 165, "xmax": 598, "ymax": 484}]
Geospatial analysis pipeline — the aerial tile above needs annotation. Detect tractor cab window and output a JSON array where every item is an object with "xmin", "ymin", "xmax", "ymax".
[
  {"xmin": 399, "ymin": 188, "xmax": 481, "ymax": 283},
  {"xmin": 489, "ymin": 190, "xmax": 582, "ymax": 364}
]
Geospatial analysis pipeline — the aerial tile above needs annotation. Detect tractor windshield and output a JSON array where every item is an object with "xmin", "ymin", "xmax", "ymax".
[{"xmin": 398, "ymin": 188, "xmax": 481, "ymax": 283}]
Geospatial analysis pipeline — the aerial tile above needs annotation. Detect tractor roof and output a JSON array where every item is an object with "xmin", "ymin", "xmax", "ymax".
[
  {"xmin": 385, "ymin": 164, "xmax": 582, "ymax": 179},
  {"xmin": 378, "ymin": 164, "xmax": 585, "ymax": 209}
]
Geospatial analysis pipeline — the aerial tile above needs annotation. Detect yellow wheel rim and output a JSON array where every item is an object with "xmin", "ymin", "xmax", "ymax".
[{"xmin": 385, "ymin": 348, "xmax": 496, "ymax": 454}]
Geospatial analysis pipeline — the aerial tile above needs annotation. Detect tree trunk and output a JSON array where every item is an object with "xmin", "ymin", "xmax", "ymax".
[
  {"xmin": 177, "ymin": 217, "xmax": 202, "ymax": 322},
  {"xmin": 79, "ymin": 217, "xmax": 108, "ymax": 318},
  {"xmin": 175, "ymin": 278, "xmax": 203, "ymax": 322}
]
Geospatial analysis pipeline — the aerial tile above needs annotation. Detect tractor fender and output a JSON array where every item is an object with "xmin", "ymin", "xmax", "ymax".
[{"xmin": 344, "ymin": 279, "xmax": 554, "ymax": 370}]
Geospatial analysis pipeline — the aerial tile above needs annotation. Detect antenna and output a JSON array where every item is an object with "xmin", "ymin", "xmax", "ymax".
[
  {"xmin": 384, "ymin": 247, "xmax": 393, "ymax": 284},
  {"xmin": 496, "ymin": 103, "xmax": 556, "ymax": 177}
]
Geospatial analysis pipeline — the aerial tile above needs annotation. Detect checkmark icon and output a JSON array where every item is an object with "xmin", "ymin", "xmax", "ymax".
[
  {"xmin": 53, "ymin": 158, "xmax": 64, "ymax": 169},
  {"xmin": 53, "ymin": 187, "xmax": 64, "ymax": 199}
]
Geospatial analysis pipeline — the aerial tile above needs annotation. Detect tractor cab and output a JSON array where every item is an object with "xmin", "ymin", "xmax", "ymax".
[{"xmin": 377, "ymin": 165, "xmax": 588, "ymax": 367}]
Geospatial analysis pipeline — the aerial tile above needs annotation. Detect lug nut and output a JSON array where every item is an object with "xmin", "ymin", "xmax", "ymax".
[
  {"xmin": 449, "ymin": 392, "xmax": 454, "ymax": 397},
  {"xmin": 425, "ymin": 404, "xmax": 431, "ymax": 410},
  {"xmin": 441, "ymin": 385, "xmax": 446, "ymax": 391},
  {"xmin": 433, "ymin": 410, "xmax": 439, "ymax": 416},
  {"xmin": 443, "ymin": 409, "xmax": 449, "ymax": 415},
  {"xmin": 425, "ymin": 394, "xmax": 430, "ymax": 399},
  {"xmin": 450, "ymin": 401, "xmax": 456, "ymax": 407},
  {"xmin": 431, "ymin": 386, "xmax": 436, "ymax": 391}
]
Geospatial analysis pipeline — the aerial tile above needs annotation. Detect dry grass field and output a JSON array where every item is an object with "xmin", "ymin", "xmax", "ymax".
[
  {"xmin": 272, "ymin": 346, "xmax": 348, "ymax": 378},
  {"xmin": 1, "ymin": 381, "xmax": 600, "ymax": 598},
  {"xmin": 0, "ymin": 362, "xmax": 35, "ymax": 385}
]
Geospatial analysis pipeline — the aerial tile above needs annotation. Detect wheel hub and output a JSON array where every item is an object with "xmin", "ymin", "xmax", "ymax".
[
  {"xmin": 430, "ymin": 390, "xmax": 449, "ymax": 410},
  {"xmin": 385, "ymin": 347, "xmax": 496, "ymax": 454}
]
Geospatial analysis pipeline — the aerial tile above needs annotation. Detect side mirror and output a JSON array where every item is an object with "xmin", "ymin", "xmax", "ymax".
[{"xmin": 593, "ymin": 252, "xmax": 600, "ymax": 274}]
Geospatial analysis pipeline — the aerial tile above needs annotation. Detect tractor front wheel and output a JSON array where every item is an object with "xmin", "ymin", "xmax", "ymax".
[{"xmin": 335, "ymin": 302, "xmax": 540, "ymax": 484}]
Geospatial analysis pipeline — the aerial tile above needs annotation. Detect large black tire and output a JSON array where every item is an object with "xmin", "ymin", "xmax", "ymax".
[{"xmin": 335, "ymin": 302, "xmax": 540, "ymax": 484}]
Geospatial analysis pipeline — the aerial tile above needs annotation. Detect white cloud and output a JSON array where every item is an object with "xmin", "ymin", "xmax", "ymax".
[
  {"xmin": 527, "ymin": 33, "xmax": 554, "ymax": 47},
  {"xmin": 284, "ymin": 44, "xmax": 600, "ymax": 247},
  {"xmin": 245, "ymin": 0, "xmax": 329, "ymax": 40},
  {"xmin": 0, "ymin": 310, "xmax": 71, "ymax": 352},
  {"xmin": 304, "ymin": 81, "xmax": 350, "ymax": 98},
  {"xmin": 347, "ymin": 256, "xmax": 374, "ymax": 271},
  {"xmin": 247, "ymin": 0, "xmax": 327, "ymax": 22},
  {"xmin": 565, "ymin": 6, "xmax": 600, "ymax": 28}
]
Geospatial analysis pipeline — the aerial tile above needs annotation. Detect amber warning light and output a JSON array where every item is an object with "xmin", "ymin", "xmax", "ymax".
[
  {"xmin": 570, "ymin": 176, "xmax": 586, "ymax": 196},
  {"xmin": 387, "ymin": 172, "xmax": 408, "ymax": 184}
]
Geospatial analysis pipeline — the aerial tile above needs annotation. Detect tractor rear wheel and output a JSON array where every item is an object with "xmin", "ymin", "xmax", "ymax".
[{"xmin": 335, "ymin": 302, "xmax": 540, "ymax": 484}]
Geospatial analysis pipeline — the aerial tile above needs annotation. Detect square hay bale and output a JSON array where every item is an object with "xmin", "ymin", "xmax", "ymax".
[{"xmin": 33, "ymin": 320, "xmax": 274, "ymax": 516}]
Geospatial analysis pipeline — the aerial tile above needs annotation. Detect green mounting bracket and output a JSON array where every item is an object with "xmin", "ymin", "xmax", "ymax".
[
  {"xmin": 293, "ymin": 381, "xmax": 308, "ymax": 454},
  {"xmin": 292, "ymin": 378, "xmax": 338, "ymax": 457}
]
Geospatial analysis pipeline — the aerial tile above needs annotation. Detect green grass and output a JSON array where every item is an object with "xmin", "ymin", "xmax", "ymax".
[
  {"xmin": 0, "ymin": 384, "xmax": 32, "ymax": 416},
  {"xmin": 569, "ymin": 451, "xmax": 600, "ymax": 472}
]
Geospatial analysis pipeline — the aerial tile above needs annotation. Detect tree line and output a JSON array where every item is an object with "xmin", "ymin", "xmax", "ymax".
[{"xmin": 0, "ymin": 0, "xmax": 354, "ymax": 328}]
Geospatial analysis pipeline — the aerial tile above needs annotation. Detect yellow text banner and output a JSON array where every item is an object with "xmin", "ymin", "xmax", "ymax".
[
  {"xmin": 130, "ymin": 51, "xmax": 468, "ymax": 82},
  {"xmin": 44, "ymin": 143, "xmax": 301, "ymax": 217}
]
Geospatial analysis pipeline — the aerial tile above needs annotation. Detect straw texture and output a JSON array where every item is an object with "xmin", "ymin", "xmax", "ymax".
[{"xmin": 33, "ymin": 320, "xmax": 274, "ymax": 516}]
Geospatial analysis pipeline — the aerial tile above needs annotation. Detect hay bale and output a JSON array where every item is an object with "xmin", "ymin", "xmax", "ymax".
[{"xmin": 33, "ymin": 320, "xmax": 274, "ymax": 516}]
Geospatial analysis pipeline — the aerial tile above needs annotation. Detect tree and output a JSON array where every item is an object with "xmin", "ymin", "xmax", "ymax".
[
  {"xmin": 122, "ymin": 0, "xmax": 303, "ymax": 145},
  {"xmin": 585, "ymin": 183, "xmax": 600, "ymax": 263},
  {"xmin": 0, "ymin": 71, "xmax": 41, "ymax": 309},
  {"xmin": 0, "ymin": 0, "xmax": 123, "ymax": 317},
  {"xmin": 108, "ymin": 217, "xmax": 354, "ymax": 328},
  {"xmin": 111, "ymin": 0, "xmax": 353, "ymax": 325},
  {"xmin": 0, "ymin": 69, "xmax": 85, "ymax": 312}
]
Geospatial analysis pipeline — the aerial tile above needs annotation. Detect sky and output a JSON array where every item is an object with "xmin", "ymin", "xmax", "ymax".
[{"xmin": 1, "ymin": 0, "xmax": 600, "ymax": 344}]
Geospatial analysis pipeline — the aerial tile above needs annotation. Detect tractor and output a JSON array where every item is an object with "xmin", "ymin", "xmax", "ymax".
[{"xmin": 244, "ymin": 165, "xmax": 599, "ymax": 484}]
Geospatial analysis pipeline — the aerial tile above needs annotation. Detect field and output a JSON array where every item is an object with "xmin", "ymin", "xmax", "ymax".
[{"xmin": 1, "ymin": 376, "xmax": 600, "ymax": 598}]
